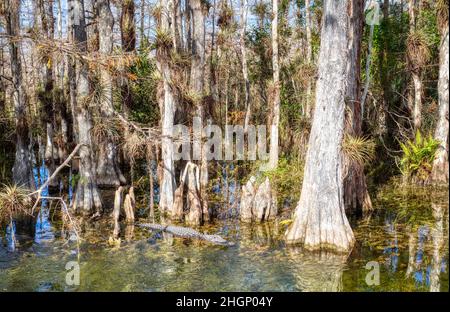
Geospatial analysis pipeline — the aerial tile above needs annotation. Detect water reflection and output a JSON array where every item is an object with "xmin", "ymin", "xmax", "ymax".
[
  {"xmin": 402, "ymin": 201, "xmax": 449, "ymax": 291},
  {"xmin": 429, "ymin": 203, "xmax": 446, "ymax": 292},
  {"xmin": 33, "ymin": 165, "xmax": 55, "ymax": 244},
  {"xmin": 383, "ymin": 214, "xmax": 399, "ymax": 273},
  {"xmin": 5, "ymin": 222, "xmax": 16, "ymax": 252},
  {"xmin": 0, "ymin": 184, "xmax": 448, "ymax": 292},
  {"xmin": 287, "ymin": 248, "xmax": 347, "ymax": 291}
]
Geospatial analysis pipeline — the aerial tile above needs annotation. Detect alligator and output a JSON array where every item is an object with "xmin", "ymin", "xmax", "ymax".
[{"xmin": 137, "ymin": 223, "xmax": 235, "ymax": 247}]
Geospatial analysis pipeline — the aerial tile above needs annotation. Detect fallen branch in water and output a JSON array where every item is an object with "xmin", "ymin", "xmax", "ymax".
[
  {"xmin": 43, "ymin": 196, "xmax": 81, "ymax": 243},
  {"xmin": 29, "ymin": 143, "xmax": 85, "ymax": 214},
  {"xmin": 23, "ymin": 144, "xmax": 85, "ymax": 247}
]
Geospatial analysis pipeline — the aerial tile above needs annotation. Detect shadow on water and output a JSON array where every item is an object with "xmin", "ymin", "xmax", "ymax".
[{"xmin": 0, "ymin": 173, "xmax": 448, "ymax": 292}]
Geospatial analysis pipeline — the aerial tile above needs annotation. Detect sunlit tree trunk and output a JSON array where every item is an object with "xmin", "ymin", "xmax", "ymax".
[
  {"xmin": 70, "ymin": 0, "xmax": 102, "ymax": 215},
  {"xmin": 408, "ymin": 0, "xmax": 423, "ymax": 130},
  {"xmin": 268, "ymin": 0, "xmax": 280, "ymax": 170},
  {"xmin": 139, "ymin": 0, "xmax": 146, "ymax": 45},
  {"xmin": 304, "ymin": 0, "xmax": 313, "ymax": 119},
  {"xmin": 431, "ymin": 28, "xmax": 449, "ymax": 183},
  {"xmin": 344, "ymin": 0, "xmax": 372, "ymax": 214},
  {"xmin": 285, "ymin": 0, "xmax": 355, "ymax": 252},
  {"xmin": 190, "ymin": 0, "xmax": 209, "ymax": 222},
  {"xmin": 96, "ymin": 0, "xmax": 126, "ymax": 188},
  {"xmin": 156, "ymin": 0, "xmax": 176, "ymax": 215},
  {"xmin": 241, "ymin": 0, "xmax": 251, "ymax": 134},
  {"xmin": 6, "ymin": 0, "xmax": 35, "ymax": 189}
]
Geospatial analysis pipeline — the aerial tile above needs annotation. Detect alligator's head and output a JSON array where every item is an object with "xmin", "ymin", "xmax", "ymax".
[{"xmin": 204, "ymin": 234, "xmax": 235, "ymax": 247}]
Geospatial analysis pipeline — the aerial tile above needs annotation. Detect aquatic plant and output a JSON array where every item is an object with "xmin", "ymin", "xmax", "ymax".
[
  {"xmin": 0, "ymin": 184, "xmax": 31, "ymax": 224},
  {"xmin": 399, "ymin": 130, "xmax": 440, "ymax": 182}
]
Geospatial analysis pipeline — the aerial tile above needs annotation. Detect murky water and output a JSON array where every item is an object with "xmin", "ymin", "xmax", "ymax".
[{"xmin": 0, "ymin": 168, "xmax": 448, "ymax": 291}]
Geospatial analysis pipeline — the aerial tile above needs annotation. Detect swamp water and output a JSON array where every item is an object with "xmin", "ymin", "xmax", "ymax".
[{"xmin": 0, "ymin": 167, "xmax": 448, "ymax": 291}]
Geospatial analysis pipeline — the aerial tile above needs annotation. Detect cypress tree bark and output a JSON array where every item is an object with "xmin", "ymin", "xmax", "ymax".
[
  {"xmin": 431, "ymin": 29, "xmax": 449, "ymax": 183},
  {"xmin": 285, "ymin": 0, "xmax": 355, "ymax": 252},
  {"xmin": 268, "ymin": 0, "xmax": 280, "ymax": 170},
  {"xmin": 156, "ymin": 0, "xmax": 176, "ymax": 215},
  {"xmin": 408, "ymin": 0, "xmax": 424, "ymax": 130},
  {"xmin": 343, "ymin": 0, "xmax": 372, "ymax": 214},
  {"xmin": 120, "ymin": 0, "xmax": 136, "ymax": 117},
  {"xmin": 190, "ymin": 0, "xmax": 210, "ymax": 223},
  {"xmin": 6, "ymin": 0, "xmax": 35, "ymax": 189},
  {"xmin": 241, "ymin": 0, "xmax": 251, "ymax": 134},
  {"xmin": 70, "ymin": 0, "xmax": 102, "ymax": 215},
  {"xmin": 96, "ymin": 0, "xmax": 126, "ymax": 187},
  {"xmin": 37, "ymin": 0, "xmax": 58, "ymax": 189},
  {"xmin": 304, "ymin": 0, "xmax": 313, "ymax": 119}
]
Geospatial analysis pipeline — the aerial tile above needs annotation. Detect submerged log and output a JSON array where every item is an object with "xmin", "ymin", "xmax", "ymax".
[
  {"xmin": 240, "ymin": 176, "xmax": 278, "ymax": 223},
  {"xmin": 138, "ymin": 223, "xmax": 235, "ymax": 246}
]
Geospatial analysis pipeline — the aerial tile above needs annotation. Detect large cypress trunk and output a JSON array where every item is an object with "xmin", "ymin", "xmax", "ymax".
[
  {"xmin": 96, "ymin": 0, "xmax": 126, "ymax": 188},
  {"xmin": 6, "ymin": 0, "xmax": 35, "ymax": 189},
  {"xmin": 431, "ymin": 29, "xmax": 449, "ymax": 183},
  {"xmin": 190, "ymin": 0, "xmax": 209, "ymax": 222},
  {"xmin": 285, "ymin": 0, "xmax": 355, "ymax": 252},
  {"xmin": 156, "ymin": 0, "xmax": 176, "ymax": 215},
  {"xmin": 70, "ymin": 0, "xmax": 102, "ymax": 215}
]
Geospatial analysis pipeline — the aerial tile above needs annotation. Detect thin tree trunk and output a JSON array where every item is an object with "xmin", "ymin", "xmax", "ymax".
[
  {"xmin": 285, "ymin": 0, "xmax": 355, "ymax": 252},
  {"xmin": 377, "ymin": 0, "xmax": 389, "ymax": 137},
  {"xmin": 412, "ymin": 72, "xmax": 423, "ymax": 129},
  {"xmin": 190, "ymin": 0, "xmax": 209, "ymax": 223},
  {"xmin": 6, "ymin": 0, "xmax": 35, "ymax": 189},
  {"xmin": 241, "ymin": 0, "xmax": 251, "ymax": 134},
  {"xmin": 96, "ymin": 0, "xmax": 126, "ymax": 188},
  {"xmin": 140, "ymin": 0, "xmax": 145, "ymax": 44},
  {"xmin": 120, "ymin": 0, "xmax": 136, "ymax": 117},
  {"xmin": 156, "ymin": 0, "xmax": 176, "ymax": 216},
  {"xmin": 67, "ymin": 1, "xmax": 78, "ymax": 144},
  {"xmin": 55, "ymin": 0, "xmax": 69, "ymax": 163},
  {"xmin": 408, "ymin": 0, "xmax": 423, "ymax": 130},
  {"xmin": 70, "ymin": 0, "xmax": 102, "ymax": 215},
  {"xmin": 344, "ymin": 0, "xmax": 372, "ymax": 214},
  {"xmin": 304, "ymin": 0, "xmax": 313, "ymax": 119},
  {"xmin": 268, "ymin": 0, "xmax": 280, "ymax": 170},
  {"xmin": 361, "ymin": 22, "xmax": 374, "ymax": 117},
  {"xmin": 431, "ymin": 29, "xmax": 449, "ymax": 183},
  {"xmin": 38, "ymin": 0, "xmax": 58, "ymax": 189}
]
